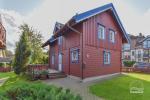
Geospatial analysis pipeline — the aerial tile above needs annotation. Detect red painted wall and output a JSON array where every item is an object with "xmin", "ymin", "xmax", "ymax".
[
  {"xmin": 49, "ymin": 10, "xmax": 124, "ymax": 79},
  {"xmin": 50, "ymin": 23, "xmax": 83, "ymax": 77},
  {"xmin": 82, "ymin": 10, "xmax": 122, "ymax": 78}
]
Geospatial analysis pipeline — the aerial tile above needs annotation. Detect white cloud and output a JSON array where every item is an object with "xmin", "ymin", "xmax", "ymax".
[
  {"xmin": 0, "ymin": 9, "xmax": 24, "ymax": 52},
  {"xmin": 0, "ymin": 0, "xmax": 150, "ymax": 52}
]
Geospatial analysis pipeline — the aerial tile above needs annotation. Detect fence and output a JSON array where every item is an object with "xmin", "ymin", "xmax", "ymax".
[
  {"xmin": 122, "ymin": 67, "xmax": 150, "ymax": 73},
  {"xmin": 0, "ymin": 67, "xmax": 11, "ymax": 72},
  {"xmin": 27, "ymin": 64, "xmax": 49, "ymax": 72}
]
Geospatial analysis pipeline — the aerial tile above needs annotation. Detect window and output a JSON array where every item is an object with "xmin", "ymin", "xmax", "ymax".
[
  {"xmin": 58, "ymin": 36, "xmax": 62, "ymax": 45},
  {"xmin": 148, "ymin": 40, "xmax": 150, "ymax": 48},
  {"xmin": 138, "ymin": 51, "xmax": 141, "ymax": 58},
  {"xmin": 98, "ymin": 24, "xmax": 105, "ymax": 39},
  {"xmin": 51, "ymin": 55, "xmax": 55, "ymax": 65},
  {"xmin": 71, "ymin": 49, "xmax": 79, "ymax": 63},
  {"xmin": 123, "ymin": 44, "xmax": 130, "ymax": 50},
  {"xmin": 132, "ymin": 51, "xmax": 135, "ymax": 56},
  {"xmin": 103, "ymin": 51, "xmax": 110, "ymax": 64},
  {"xmin": 109, "ymin": 30, "xmax": 115, "ymax": 43}
]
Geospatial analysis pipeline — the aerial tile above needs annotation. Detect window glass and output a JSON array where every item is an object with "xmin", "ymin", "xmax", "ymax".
[
  {"xmin": 71, "ymin": 49, "xmax": 79, "ymax": 63},
  {"xmin": 109, "ymin": 30, "xmax": 115, "ymax": 43},
  {"xmin": 98, "ymin": 24, "xmax": 105, "ymax": 39},
  {"xmin": 104, "ymin": 51, "xmax": 110, "ymax": 64},
  {"xmin": 52, "ymin": 55, "xmax": 54, "ymax": 65}
]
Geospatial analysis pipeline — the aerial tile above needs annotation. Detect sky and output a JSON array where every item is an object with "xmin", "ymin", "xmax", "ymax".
[{"xmin": 0, "ymin": 0, "xmax": 150, "ymax": 52}]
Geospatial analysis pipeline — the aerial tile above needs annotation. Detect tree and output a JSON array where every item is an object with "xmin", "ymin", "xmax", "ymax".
[
  {"xmin": 13, "ymin": 24, "xmax": 32, "ymax": 75},
  {"xmin": 28, "ymin": 29, "xmax": 47, "ymax": 64},
  {"xmin": 5, "ymin": 49, "xmax": 13, "ymax": 57}
]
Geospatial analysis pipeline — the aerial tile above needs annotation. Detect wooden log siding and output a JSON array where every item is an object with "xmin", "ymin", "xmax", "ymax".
[{"xmin": 122, "ymin": 67, "xmax": 150, "ymax": 73}]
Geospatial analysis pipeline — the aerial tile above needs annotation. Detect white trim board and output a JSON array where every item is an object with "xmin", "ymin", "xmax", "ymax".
[{"xmin": 82, "ymin": 73, "xmax": 121, "ymax": 83}]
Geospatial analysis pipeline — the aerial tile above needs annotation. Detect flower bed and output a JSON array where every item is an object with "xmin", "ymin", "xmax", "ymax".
[{"xmin": 27, "ymin": 64, "xmax": 49, "ymax": 80}]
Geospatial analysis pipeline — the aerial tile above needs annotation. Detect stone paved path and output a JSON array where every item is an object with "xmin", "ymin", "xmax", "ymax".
[
  {"xmin": 44, "ymin": 77, "xmax": 103, "ymax": 100},
  {"xmin": 0, "ymin": 78, "xmax": 8, "ymax": 86}
]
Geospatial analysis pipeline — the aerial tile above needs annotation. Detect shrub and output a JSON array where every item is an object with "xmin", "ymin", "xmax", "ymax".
[
  {"xmin": 0, "ymin": 62, "xmax": 5, "ymax": 67},
  {"xmin": 123, "ymin": 61, "xmax": 136, "ymax": 67},
  {"xmin": 0, "ymin": 78, "xmax": 82, "ymax": 100}
]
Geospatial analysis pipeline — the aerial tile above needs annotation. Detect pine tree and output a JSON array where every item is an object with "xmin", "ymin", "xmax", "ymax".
[{"xmin": 13, "ymin": 24, "xmax": 32, "ymax": 75}]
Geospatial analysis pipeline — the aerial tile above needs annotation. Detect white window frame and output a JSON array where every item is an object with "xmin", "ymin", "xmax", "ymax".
[
  {"xmin": 104, "ymin": 51, "xmax": 111, "ymax": 65},
  {"xmin": 58, "ymin": 36, "xmax": 62, "ymax": 45},
  {"xmin": 71, "ymin": 49, "xmax": 79, "ymax": 63},
  {"xmin": 109, "ymin": 29, "xmax": 115, "ymax": 43},
  {"xmin": 98, "ymin": 24, "xmax": 105, "ymax": 40},
  {"xmin": 148, "ymin": 40, "xmax": 150, "ymax": 48},
  {"xmin": 51, "ymin": 55, "xmax": 55, "ymax": 65}
]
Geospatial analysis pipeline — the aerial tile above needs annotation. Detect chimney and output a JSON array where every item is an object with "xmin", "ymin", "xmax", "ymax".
[{"xmin": 139, "ymin": 33, "xmax": 142, "ymax": 37}]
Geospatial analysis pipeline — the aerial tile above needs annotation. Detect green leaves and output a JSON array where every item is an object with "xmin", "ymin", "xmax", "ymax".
[
  {"xmin": 0, "ymin": 79, "xmax": 82, "ymax": 100},
  {"xmin": 13, "ymin": 24, "xmax": 32, "ymax": 75}
]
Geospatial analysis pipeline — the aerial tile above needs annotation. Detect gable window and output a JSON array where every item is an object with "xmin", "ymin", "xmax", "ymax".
[
  {"xmin": 58, "ymin": 36, "xmax": 62, "ymax": 45},
  {"xmin": 51, "ymin": 55, "xmax": 55, "ymax": 65},
  {"xmin": 103, "ymin": 51, "xmax": 111, "ymax": 64},
  {"xmin": 109, "ymin": 29, "xmax": 115, "ymax": 43},
  {"xmin": 98, "ymin": 24, "xmax": 105, "ymax": 39},
  {"xmin": 71, "ymin": 49, "xmax": 79, "ymax": 63}
]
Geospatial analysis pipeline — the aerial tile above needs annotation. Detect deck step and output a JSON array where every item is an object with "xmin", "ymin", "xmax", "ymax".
[{"xmin": 48, "ymin": 72, "xmax": 67, "ymax": 79}]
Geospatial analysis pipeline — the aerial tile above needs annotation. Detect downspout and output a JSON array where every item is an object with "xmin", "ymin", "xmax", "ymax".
[{"xmin": 66, "ymin": 23, "xmax": 84, "ymax": 80}]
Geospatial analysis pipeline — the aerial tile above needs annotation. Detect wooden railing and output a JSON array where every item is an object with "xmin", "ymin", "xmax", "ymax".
[
  {"xmin": 0, "ymin": 67, "xmax": 11, "ymax": 72},
  {"xmin": 122, "ymin": 67, "xmax": 150, "ymax": 73},
  {"xmin": 27, "ymin": 64, "xmax": 49, "ymax": 72}
]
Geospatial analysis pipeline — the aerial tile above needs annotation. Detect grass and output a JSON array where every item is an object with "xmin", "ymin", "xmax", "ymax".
[
  {"xmin": 90, "ymin": 73, "xmax": 150, "ymax": 100},
  {"xmin": 0, "ymin": 73, "xmax": 82, "ymax": 100},
  {"xmin": 0, "ymin": 72, "xmax": 16, "ymax": 79}
]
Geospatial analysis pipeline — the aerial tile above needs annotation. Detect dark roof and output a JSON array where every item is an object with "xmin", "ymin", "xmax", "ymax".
[
  {"xmin": 43, "ymin": 3, "xmax": 130, "ymax": 47},
  {"xmin": 73, "ymin": 3, "xmax": 113, "ymax": 22},
  {"xmin": 139, "ymin": 35, "xmax": 150, "ymax": 43},
  {"xmin": 53, "ymin": 22, "xmax": 64, "ymax": 34}
]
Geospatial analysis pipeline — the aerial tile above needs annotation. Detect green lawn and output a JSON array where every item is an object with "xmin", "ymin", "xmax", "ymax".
[
  {"xmin": 90, "ymin": 73, "xmax": 150, "ymax": 100},
  {"xmin": 0, "ymin": 72, "xmax": 16, "ymax": 79}
]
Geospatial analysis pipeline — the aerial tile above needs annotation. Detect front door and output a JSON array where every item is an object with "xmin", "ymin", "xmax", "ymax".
[{"xmin": 58, "ymin": 53, "xmax": 62, "ymax": 71}]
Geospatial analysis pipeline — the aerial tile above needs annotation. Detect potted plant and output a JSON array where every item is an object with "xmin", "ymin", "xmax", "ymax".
[{"xmin": 40, "ymin": 70, "xmax": 49, "ymax": 80}]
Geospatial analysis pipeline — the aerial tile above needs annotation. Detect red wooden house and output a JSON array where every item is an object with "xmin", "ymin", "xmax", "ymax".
[{"xmin": 43, "ymin": 3, "xmax": 130, "ymax": 80}]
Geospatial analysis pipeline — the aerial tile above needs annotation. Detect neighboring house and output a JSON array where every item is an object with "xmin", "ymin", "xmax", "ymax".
[
  {"xmin": 122, "ymin": 33, "xmax": 150, "ymax": 63},
  {"xmin": 122, "ymin": 36, "xmax": 131, "ymax": 61},
  {"xmin": 0, "ymin": 14, "xmax": 6, "ymax": 58},
  {"xmin": 139, "ymin": 36, "xmax": 150, "ymax": 63},
  {"xmin": 43, "ymin": 3, "xmax": 130, "ymax": 80}
]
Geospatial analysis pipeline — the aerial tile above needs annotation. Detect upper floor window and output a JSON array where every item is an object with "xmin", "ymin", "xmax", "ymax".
[
  {"xmin": 103, "ymin": 51, "xmax": 111, "ymax": 65},
  {"xmin": 109, "ymin": 29, "xmax": 115, "ymax": 43},
  {"xmin": 148, "ymin": 40, "xmax": 150, "ymax": 48},
  {"xmin": 71, "ymin": 49, "xmax": 79, "ymax": 63},
  {"xmin": 98, "ymin": 24, "xmax": 105, "ymax": 39},
  {"xmin": 138, "ymin": 50, "xmax": 141, "ymax": 58},
  {"xmin": 131, "ymin": 51, "xmax": 135, "ymax": 56},
  {"xmin": 123, "ymin": 44, "xmax": 130, "ymax": 50},
  {"xmin": 58, "ymin": 36, "xmax": 62, "ymax": 45},
  {"xmin": 51, "ymin": 55, "xmax": 55, "ymax": 65}
]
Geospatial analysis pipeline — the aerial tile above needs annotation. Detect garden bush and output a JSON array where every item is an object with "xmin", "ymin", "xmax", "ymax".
[
  {"xmin": 0, "ymin": 62, "xmax": 5, "ymax": 67},
  {"xmin": 0, "ymin": 77, "xmax": 82, "ymax": 100},
  {"xmin": 123, "ymin": 61, "xmax": 136, "ymax": 67}
]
